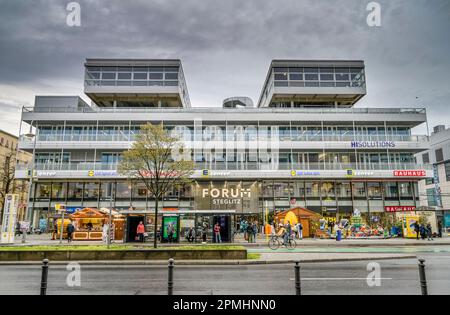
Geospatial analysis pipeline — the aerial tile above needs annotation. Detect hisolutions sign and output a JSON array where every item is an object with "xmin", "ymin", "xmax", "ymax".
[{"xmin": 351, "ymin": 141, "xmax": 396, "ymax": 148}]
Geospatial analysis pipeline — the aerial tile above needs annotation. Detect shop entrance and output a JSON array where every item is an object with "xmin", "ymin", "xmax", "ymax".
[
  {"xmin": 195, "ymin": 214, "xmax": 232, "ymax": 243},
  {"xmin": 126, "ymin": 215, "xmax": 145, "ymax": 242}
]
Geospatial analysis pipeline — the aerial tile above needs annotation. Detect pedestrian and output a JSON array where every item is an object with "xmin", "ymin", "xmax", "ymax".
[
  {"xmin": 252, "ymin": 221, "xmax": 258, "ymax": 243},
  {"xmin": 284, "ymin": 222, "xmax": 292, "ymax": 245},
  {"xmin": 214, "ymin": 222, "xmax": 222, "ymax": 243},
  {"xmin": 336, "ymin": 225, "xmax": 342, "ymax": 241},
  {"xmin": 243, "ymin": 220, "xmax": 248, "ymax": 241},
  {"xmin": 67, "ymin": 220, "xmax": 75, "ymax": 243},
  {"xmin": 136, "ymin": 221, "xmax": 145, "ymax": 242},
  {"xmin": 246, "ymin": 222, "xmax": 254, "ymax": 243},
  {"xmin": 419, "ymin": 224, "xmax": 426, "ymax": 240},
  {"xmin": 296, "ymin": 222, "xmax": 303, "ymax": 240},
  {"xmin": 202, "ymin": 223, "xmax": 208, "ymax": 243},
  {"xmin": 438, "ymin": 221, "xmax": 443, "ymax": 238},
  {"xmin": 167, "ymin": 223, "xmax": 175, "ymax": 243},
  {"xmin": 426, "ymin": 223, "xmax": 433, "ymax": 241},
  {"xmin": 102, "ymin": 222, "xmax": 108, "ymax": 242},
  {"xmin": 328, "ymin": 221, "xmax": 333, "ymax": 237},
  {"xmin": 52, "ymin": 221, "xmax": 58, "ymax": 240},
  {"xmin": 414, "ymin": 221, "xmax": 420, "ymax": 240}
]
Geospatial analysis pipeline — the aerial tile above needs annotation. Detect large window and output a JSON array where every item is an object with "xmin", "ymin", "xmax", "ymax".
[
  {"xmin": 367, "ymin": 182, "xmax": 382, "ymax": 200},
  {"xmin": 51, "ymin": 183, "xmax": 66, "ymax": 200},
  {"xmin": 383, "ymin": 182, "xmax": 398, "ymax": 200},
  {"xmin": 36, "ymin": 183, "xmax": 51, "ymax": 199},
  {"xmin": 321, "ymin": 182, "xmax": 335, "ymax": 201},
  {"xmin": 399, "ymin": 182, "xmax": 413, "ymax": 199},
  {"xmin": 336, "ymin": 182, "xmax": 352, "ymax": 199},
  {"xmin": 352, "ymin": 182, "xmax": 366, "ymax": 199},
  {"xmin": 426, "ymin": 188, "xmax": 437, "ymax": 207},
  {"xmin": 445, "ymin": 162, "xmax": 450, "ymax": 181},
  {"xmin": 116, "ymin": 182, "xmax": 131, "ymax": 199},
  {"xmin": 435, "ymin": 148, "xmax": 444, "ymax": 162},
  {"xmin": 84, "ymin": 182, "xmax": 99, "ymax": 200},
  {"xmin": 68, "ymin": 182, "xmax": 83, "ymax": 200},
  {"xmin": 305, "ymin": 181, "xmax": 320, "ymax": 199}
]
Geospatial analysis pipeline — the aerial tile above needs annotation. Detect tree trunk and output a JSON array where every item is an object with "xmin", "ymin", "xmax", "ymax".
[{"xmin": 153, "ymin": 198, "xmax": 159, "ymax": 249}]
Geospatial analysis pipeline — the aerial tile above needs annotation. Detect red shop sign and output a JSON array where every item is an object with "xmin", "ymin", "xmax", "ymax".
[
  {"xmin": 385, "ymin": 206, "xmax": 416, "ymax": 212},
  {"xmin": 393, "ymin": 170, "xmax": 426, "ymax": 177}
]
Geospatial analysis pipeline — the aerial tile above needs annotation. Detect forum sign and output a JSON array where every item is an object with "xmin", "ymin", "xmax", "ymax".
[{"xmin": 194, "ymin": 182, "xmax": 259, "ymax": 212}]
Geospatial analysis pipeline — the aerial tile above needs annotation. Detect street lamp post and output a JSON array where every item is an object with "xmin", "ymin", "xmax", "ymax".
[{"xmin": 23, "ymin": 130, "xmax": 37, "ymax": 242}]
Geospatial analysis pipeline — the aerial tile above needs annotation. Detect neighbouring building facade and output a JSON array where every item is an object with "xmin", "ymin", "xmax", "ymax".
[
  {"xmin": 0, "ymin": 129, "xmax": 32, "ymax": 223},
  {"xmin": 416, "ymin": 125, "xmax": 450, "ymax": 233},
  {"xmin": 16, "ymin": 58, "xmax": 432, "ymax": 241}
]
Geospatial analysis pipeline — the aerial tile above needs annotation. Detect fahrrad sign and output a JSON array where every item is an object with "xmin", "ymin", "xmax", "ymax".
[{"xmin": 1, "ymin": 194, "xmax": 19, "ymax": 244}]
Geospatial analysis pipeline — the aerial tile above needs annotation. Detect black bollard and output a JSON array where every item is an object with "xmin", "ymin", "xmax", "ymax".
[
  {"xmin": 418, "ymin": 259, "xmax": 428, "ymax": 295},
  {"xmin": 40, "ymin": 258, "xmax": 49, "ymax": 295},
  {"xmin": 295, "ymin": 261, "xmax": 301, "ymax": 295},
  {"xmin": 168, "ymin": 258, "xmax": 174, "ymax": 295}
]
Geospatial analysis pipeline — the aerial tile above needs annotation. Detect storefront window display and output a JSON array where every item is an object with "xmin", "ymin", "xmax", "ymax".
[
  {"xmin": 336, "ymin": 182, "xmax": 352, "ymax": 200},
  {"xmin": 321, "ymin": 182, "xmax": 335, "ymax": 201},
  {"xmin": 305, "ymin": 181, "xmax": 320, "ymax": 199},
  {"xmin": 116, "ymin": 182, "xmax": 131, "ymax": 200}
]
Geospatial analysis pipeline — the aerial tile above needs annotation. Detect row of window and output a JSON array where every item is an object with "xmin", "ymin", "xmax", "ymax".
[
  {"xmin": 33, "ymin": 180, "xmax": 419, "ymax": 201},
  {"xmin": 0, "ymin": 137, "xmax": 17, "ymax": 150},
  {"xmin": 87, "ymin": 72, "xmax": 178, "ymax": 80}
]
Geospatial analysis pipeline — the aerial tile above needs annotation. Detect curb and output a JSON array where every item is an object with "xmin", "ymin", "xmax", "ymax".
[{"xmin": 0, "ymin": 254, "xmax": 416, "ymax": 266}]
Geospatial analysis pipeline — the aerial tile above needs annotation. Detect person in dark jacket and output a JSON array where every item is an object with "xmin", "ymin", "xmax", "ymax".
[
  {"xmin": 426, "ymin": 223, "xmax": 433, "ymax": 241},
  {"xmin": 67, "ymin": 220, "xmax": 75, "ymax": 243},
  {"xmin": 419, "ymin": 224, "xmax": 427, "ymax": 240},
  {"xmin": 413, "ymin": 222, "xmax": 420, "ymax": 240}
]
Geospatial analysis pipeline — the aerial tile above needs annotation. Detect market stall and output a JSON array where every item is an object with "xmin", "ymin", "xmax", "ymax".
[
  {"xmin": 274, "ymin": 207, "xmax": 320, "ymax": 238},
  {"xmin": 69, "ymin": 208, "xmax": 106, "ymax": 240}
]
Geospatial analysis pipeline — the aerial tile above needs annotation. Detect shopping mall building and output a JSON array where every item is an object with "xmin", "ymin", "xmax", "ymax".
[{"xmin": 16, "ymin": 58, "xmax": 433, "ymax": 241}]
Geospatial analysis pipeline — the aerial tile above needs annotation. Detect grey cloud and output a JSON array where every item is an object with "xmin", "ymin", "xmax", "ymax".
[{"xmin": 0, "ymin": 0, "xmax": 449, "ymax": 135}]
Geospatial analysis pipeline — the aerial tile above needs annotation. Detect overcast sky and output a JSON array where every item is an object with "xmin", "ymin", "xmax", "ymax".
[{"xmin": 0, "ymin": 0, "xmax": 449, "ymax": 136}]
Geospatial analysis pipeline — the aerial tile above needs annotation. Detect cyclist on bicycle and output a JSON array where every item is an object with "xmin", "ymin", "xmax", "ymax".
[{"xmin": 276, "ymin": 223, "xmax": 286, "ymax": 244}]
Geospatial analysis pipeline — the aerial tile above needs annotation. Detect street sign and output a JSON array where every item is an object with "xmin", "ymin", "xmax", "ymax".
[{"xmin": 1, "ymin": 194, "xmax": 19, "ymax": 244}]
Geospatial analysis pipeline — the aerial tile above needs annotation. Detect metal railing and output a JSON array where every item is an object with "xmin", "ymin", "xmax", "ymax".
[
  {"xmin": 16, "ymin": 161, "xmax": 432, "ymax": 172},
  {"xmin": 22, "ymin": 106, "xmax": 427, "ymax": 115},
  {"xmin": 20, "ymin": 133, "xmax": 429, "ymax": 143}
]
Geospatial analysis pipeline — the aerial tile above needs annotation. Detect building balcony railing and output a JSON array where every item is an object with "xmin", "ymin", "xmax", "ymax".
[
  {"xmin": 22, "ymin": 106, "xmax": 427, "ymax": 115},
  {"xmin": 16, "ymin": 162, "xmax": 433, "ymax": 172},
  {"xmin": 20, "ymin": 133, "xmax": 429, "ymax": 143}
]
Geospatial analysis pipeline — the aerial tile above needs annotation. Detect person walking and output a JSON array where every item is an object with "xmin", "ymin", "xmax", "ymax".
[
  {"xmin": 246, "ymin": 223, "xmax": 254, "ymax": 243},
  {"xmin": 167, "ymin": 223, "xmax": 175, "ymax": 243},
  {"xmin": 296, "ymin": 222, "xmax": 303, "ymax": 240},
  {"xmin": 67, "ymin": 220, "xmax": 75, "ymax": 243},
  {"xmin": 426, "ymin": 223, "xmax": 433, "ymax": 241},
  {"xmin": 102, "ymin": 223, "xmax": 109, "ymax": 243},
  {"xmin": 254, "ymin": 221, "xmax": 259, "ymax": 243},
  {"xmin": 136, "ymin": 221, "xmax": 145, "ymax": 243},
  {"xmin": 52, "ymin": 221, "xmax": 58, "ymax": 240},
  {"xmin": 413, "ymin": 221, "xmax": 420, "ymax": 240},
  {"xmin": 201, "ymin": 223, "xmax": 208, "ymax": 243},
  {"xmin": 419, "ymin": 224, "xmax": 426, "ymax": 240},
  {"xmin": 214, "ymin": 222, "xmax": 222, "ymax": 243}
]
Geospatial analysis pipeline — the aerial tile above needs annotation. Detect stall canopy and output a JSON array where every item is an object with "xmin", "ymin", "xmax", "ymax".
[{"xmin": 70, "ymin": 208, "xmax": 107, "ymax": 220}]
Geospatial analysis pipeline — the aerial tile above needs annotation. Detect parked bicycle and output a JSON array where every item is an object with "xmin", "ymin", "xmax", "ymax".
[{"xmin": 268, "ymin": 234, "xmax": 296, "ymax": 250}]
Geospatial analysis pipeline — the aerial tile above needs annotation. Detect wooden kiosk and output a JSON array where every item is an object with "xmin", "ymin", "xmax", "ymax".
[
  {"xmin": 67, "ymin": 208, "xmax": 125, "ymax": 241},
  {"xmin": 274, "ymin": 207, "xmax": 321, "ymax": 238}
]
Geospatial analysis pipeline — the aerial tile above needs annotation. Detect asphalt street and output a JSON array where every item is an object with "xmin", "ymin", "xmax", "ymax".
[{"xmin": 1, "ymin": 253, "xmax": 449, "ymax": 295}]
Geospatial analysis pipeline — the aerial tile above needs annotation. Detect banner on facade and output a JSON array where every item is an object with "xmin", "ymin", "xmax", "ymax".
[{"xmin": 1, "ymin": 194, "xmax": 19, "ymax": 244}]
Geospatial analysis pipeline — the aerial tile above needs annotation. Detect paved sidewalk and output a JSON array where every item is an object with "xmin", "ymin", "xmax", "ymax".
[{"xmin": 4, "ymin": 233, "xmax": 450, "ymax": 247}]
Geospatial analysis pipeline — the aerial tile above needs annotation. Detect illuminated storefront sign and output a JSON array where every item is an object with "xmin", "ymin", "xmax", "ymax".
[
  {"xmin": 291, "ymin": 170, "xmax": 321, "ymax": 176},
  {"xmin": 351, "ymin": 141, "xmax": 396, "ymax": 148},
  {"xmin": 385, "ymin": 206, "xmax": 416, "ymax": 212},
  {"xmin": 201, "ymin": 170, "xmax": 231, "ymax": 177},
  {"xmin": 194, "ymin": 182, "xmax": 258, "ymax": 211},
  {"xmin": 393, "ymin": 170, "xmax": 426, "ymax": 177},
  {"xmin": 346, "ymin": 170, "xmax": 375, "ymax": 177},
  {"xmin": 88, "ymin": 170, "xmax": 118, "ymax": 177}
]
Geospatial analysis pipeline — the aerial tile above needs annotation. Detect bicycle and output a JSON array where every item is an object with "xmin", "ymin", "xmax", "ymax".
[{"xmin": 268, "ymin": 234, "xmax": 296, "ymax": 250}]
